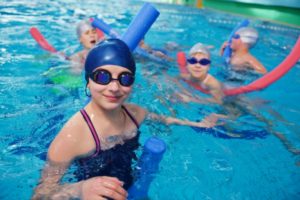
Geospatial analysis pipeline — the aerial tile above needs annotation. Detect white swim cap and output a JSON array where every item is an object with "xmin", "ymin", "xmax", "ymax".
[
  {"xmin": 189, "ymin": 43, "xmax": 210, "ymax": 57},
  {"xmin": 236, "ymin": 27, "xmax": 259, "ymax": 48},
  {"xmin": 76, "ymin": 19, "xmax": 93, "ymax": 38}
]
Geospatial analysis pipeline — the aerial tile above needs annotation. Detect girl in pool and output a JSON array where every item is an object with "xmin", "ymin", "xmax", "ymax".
[
  {"xmin": 178, "ymin": 43, "xmax": 225, "ymax": 104},
  {"xmin": 69, "ymin": 19, "xmax": 105, "ymax": 74},
  {"xmin": 32, "ymin": 38, "xmax": 217, "ymax": 200},
  {"xmin": 220, "ymin": 27, "xmax": 267, "ymax": 74}
]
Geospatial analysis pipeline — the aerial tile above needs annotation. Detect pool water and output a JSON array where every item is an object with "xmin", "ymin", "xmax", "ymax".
[{"xmin": 1, "ymin": 0, "xmax": 300, "ymax": 199}]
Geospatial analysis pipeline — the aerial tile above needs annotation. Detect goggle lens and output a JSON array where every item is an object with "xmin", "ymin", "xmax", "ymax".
[
  {"xmin": 187, "ymin": 57, "xmax": 211, "ymax": 65},
  {"xmin": 90, "ymin": 69, "xmax": 134, "ymax": 87}
]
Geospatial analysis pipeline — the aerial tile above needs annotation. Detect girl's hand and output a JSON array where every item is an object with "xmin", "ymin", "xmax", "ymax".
[{"xmin": 81, "ymin": 176, "xmax": 127, "ymax": 200}]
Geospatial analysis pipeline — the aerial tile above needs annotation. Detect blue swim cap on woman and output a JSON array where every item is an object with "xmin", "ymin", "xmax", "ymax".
[{"xmin": 85, "ymin": 38, "xmax": 136, "ymax": 76}]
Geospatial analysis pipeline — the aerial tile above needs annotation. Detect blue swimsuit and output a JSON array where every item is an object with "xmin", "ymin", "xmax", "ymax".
[{"xmin": 75, "ymin": 105, "xmax": 140, "ymax": 189}]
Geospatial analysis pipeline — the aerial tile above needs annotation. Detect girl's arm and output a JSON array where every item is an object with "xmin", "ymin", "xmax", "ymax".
[{"xmin": 32, "ymin": 113, "xmax": 127, "ymax": 200}]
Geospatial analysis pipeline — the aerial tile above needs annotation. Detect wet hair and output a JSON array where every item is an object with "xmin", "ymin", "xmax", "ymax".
[
  {"xmin": 85, "ymin": 38, "xmax": 136, "ymax": 81},
  {"xmin": 76, "ymin": 19, "xmax": 93, "ymax": 38},
  {"xmin": 236, "ymin": 27, "xmax": 259, "ymax": 48},
  {"xmin": 189, "ymin": 43, "xmax": 210, "ymax": 57}
]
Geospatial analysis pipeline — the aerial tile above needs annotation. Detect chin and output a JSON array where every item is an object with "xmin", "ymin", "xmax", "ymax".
[{"xmin": 102, "ymin": 100, "xmax": 124, "ymax": 110}]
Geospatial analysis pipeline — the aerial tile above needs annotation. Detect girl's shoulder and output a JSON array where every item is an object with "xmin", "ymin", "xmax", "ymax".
[{"xmin": 123, "ymin": 103, "xmax": 148, "ymax": 124}]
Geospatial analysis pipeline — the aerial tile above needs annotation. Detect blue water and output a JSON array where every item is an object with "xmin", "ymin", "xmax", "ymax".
[{"xmin": 1, "ymin": 0, "xmax": 300, "ymax": 199}]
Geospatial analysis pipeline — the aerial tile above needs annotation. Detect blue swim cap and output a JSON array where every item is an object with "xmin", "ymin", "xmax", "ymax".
[{"xmin": 85, "ymin": 38, "xmax": 136, "ymax": 76}]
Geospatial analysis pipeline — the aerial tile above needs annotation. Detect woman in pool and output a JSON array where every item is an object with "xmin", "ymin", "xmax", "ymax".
[
  {"xmin": 220, "ymin": 27, "xmax": 267, "ymax": 74},
  {"xmin": 69, "ymin": 19, "xmax": 105, "ymax": 74},
  {"xmin": 178, "ymin": 43, "xmax": 224, "ymax": 104},
  {"xmin": 32, "ymin": 38, "xmax": 217, "ymax": 200}
]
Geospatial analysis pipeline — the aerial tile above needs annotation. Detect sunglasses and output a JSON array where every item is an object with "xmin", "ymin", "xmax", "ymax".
[
  {"xmin": 187, "ymin": 57, "xmax": 211, "ymax": 65},
  {"xmin": 232, "ymin": 34, "xmax": 240, "ymax": 39},
  {"xmin": 89, "ymin": 69, "xmax": 135, "ymax": 87}
]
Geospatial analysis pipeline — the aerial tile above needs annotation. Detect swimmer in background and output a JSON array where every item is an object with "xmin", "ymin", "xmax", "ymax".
[
  {"xmin": 139, "ymin": 38, "xmax": 174, "ymax": 61},
  {"xmin": 220, "ymin": 27, "xmax": 267, "ymax": 74},
  {"xmin": 178, "ymin": 43, "xmax": 224, "ymax": 104},
  {"xmin": 69, "ymin": 19, "xmax": 105, "ymax": 74},
  {"xmin": 32, "ymin": 38, "xmax": 219, "ymax": 200}
]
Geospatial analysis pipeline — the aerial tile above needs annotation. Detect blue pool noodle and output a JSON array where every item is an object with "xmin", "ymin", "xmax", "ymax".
[
  {"xmin": 92, "ymin": 3, "xmax": 165, "ymax": 64},
  {"xmin": 128, "ymin": 137, "xmax": 166, "ymax": 199},
  {"xmin": 121, "ymin": 3, "xmax": 160, "ymax": 52},
  {"xmin": 92, "ymin": 18, "xmax": 120, "ymax": 38},
  {"xmin": 223, "ymin": 19, "xmax": 250, "ymax": 65}
]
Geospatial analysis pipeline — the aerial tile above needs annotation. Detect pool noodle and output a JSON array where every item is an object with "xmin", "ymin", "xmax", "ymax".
[
  {"xmin": 91, "ymin": 21, "xmax": 165, "ymax": 63},
  {"xmin": 92, "ymin": 4, "xmax": 165, "ymax": 63},
  {"xmin": 128, "ymin": 137, "xmax": 166, "ymax": 199},
  {"xmin": 177, "ymin": 36, "xmax": 300, "ymax": 95},
  {"xmin": 121, "ymin": 2, "xmax": 160, "ymax": 52},
  {"xmin": 30, "ymin": 27, "xmax": 57, "ymax": 53},
  {"xmin": 91, "ymin": 18, "xmax": 120, "ymax": 38},
  {"xmin": 30, "ymin": 27, "xmax": 70, "ymax": 60},
  {"xmin": 223, "ymin": 19, "xmax": 249, "ymax": 65}
]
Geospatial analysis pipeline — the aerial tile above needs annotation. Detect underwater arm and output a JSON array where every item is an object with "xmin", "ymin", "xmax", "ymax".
[
  {"xmin": 147, "ymin": 112, "xmax": 218, "ymax": 128},
  {"xmin": 248, "ymin": 56, "xmax": 267, "ymax": 74},
  {"xmin": 32, "ymin": 160, "xmax": 127, "ymax": 200}
]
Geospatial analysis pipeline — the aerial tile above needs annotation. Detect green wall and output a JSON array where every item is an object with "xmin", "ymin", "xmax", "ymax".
[{"xmin": 203, "ymin": 0, "xmax": 300, "ymax": 28}]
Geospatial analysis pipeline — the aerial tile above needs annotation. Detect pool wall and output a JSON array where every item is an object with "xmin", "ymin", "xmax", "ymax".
[{"xmin": 148, "ymin": 0, "xmax": 300, "ymax": 27}]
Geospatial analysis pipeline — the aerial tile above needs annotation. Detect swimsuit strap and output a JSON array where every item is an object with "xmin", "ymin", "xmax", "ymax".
[
  {"xmin": 80, "ymin": 109, "xmax": 101, "ymax": 157},
  {"xmin": 121, "ymin": 105, "xmax": 139, "ymax": 129},
  {"xmin": 79, "ymin": 106, "xmax": 139, "ymax": 159}
]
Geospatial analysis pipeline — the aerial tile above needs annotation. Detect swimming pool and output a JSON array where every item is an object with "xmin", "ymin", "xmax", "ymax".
[{"xmin": 1, "ymin": 0, "xmax": 300, "ymax": 199}]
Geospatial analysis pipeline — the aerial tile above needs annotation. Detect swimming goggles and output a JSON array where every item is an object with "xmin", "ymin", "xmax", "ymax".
[
  {"xmin": 232, "ymin": 34, "xmax": 240, "ymax": 39},
  {"xmin": 89, "ymin": 69, "xmax": 135, "ymax": 87},
  {"xmin": 187, "ymin": 57, "xmax": 211, "ymax": 65}
]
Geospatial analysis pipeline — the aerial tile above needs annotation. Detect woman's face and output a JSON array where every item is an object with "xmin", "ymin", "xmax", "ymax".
[
  {"xmin": 80, "ymin": 28, "xmax": 99, "ymax": 49},
  {"xmin": 88, "ymin": 65, "xmax": 133, "ymax": 110},
  {"xmin": 187, "ymin": 53, "xmax": 210, "ymax": 79}
]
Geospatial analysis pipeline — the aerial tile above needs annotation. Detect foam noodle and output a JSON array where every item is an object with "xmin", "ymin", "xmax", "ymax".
[
  {"xmin": 121, "ymin": 3, "xmax": 160, "ymax": 51},
  {"xmin": 30, "ymin": 27, "xmax": 57, "ymax": 53},
  {"xmin": 128, "ymin": 137, "xmax": 166, "ymax": 199},
  {"xmin": 92, "ymin": 18, "xmax": 120, "ymax": 38}
]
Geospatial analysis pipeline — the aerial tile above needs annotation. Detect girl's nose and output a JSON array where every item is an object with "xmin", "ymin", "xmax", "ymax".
[{"xmin": 107, "ymin": 80, "xmax": 120, "ymax": 91}]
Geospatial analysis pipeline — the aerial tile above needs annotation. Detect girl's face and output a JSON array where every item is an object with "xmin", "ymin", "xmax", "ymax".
[
  {"xmin": 187, "ymin": 53, "xmax": 210, "ymax": 79},
  {"xmin": 88, "ymin": 65, "xmax": 133, "ymax": 110},
  {"xmin": 230, "ymin": 33, "xmax": 243, "ymax": 50},
  {"xmin": 80, "ymin": 28, "xmax": 98, "ymax": 49}
]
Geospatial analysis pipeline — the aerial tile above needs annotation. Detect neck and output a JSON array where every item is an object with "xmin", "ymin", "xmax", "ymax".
[{"xmin": 88, "ymin": 100, "xmax": 123, "ymax": 120}]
